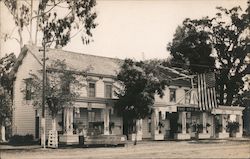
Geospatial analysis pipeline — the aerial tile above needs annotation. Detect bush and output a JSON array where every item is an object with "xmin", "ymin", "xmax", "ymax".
[{"xmin": 9, "ymin": 134, "xmax": 35, "ymax": 145}]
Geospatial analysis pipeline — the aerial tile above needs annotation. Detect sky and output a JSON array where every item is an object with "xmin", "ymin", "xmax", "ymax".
[{"xmin": 0, "ymin": 0, "xmax": 248, "ymax": 60}]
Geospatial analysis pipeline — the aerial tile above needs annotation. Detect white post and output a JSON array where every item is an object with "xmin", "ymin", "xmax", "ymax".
[
  {"xmin": 1, "ymin": 125, "xmax": 6, "ymax": 142},
  {"xmin": 136, "ymin": 119, "xmax": 143, "ymax": 136},
  {"xmin": 40, "ymin": 118, "xmax": 46, "ymax": 147},
  {"xmin": 103, "ymin": 108, "xmax": 110, "ymax": 135},
  {"xmin": 221, "ymin": 115, "xmax": 226, "ymax": 133},
  {"xmin": 51, "ymin": 118, "xmax": 57, "ymax": 132},
  {"xmin": 64, "ymin": 108, "xmax": 73, "ymax": 135},
  {"xmin": 181, "ymin": 112, "xmax": 186, "ymax": 134},
  {"xmin": 238, "ymin": 115, "xmax": 243, "ymax": 135},
  {"xmin": 155, "ymin": 109, "xmax": 159, "ymax": 135},
  {"xmin": 202, "ymin": 112, "xmax": 207, "ymax": 134}
]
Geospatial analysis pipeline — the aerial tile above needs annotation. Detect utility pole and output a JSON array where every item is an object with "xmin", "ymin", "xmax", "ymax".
[
  {"xmin": 39, "ymin": 42, "xmax": 46, "ymax": 148},
  {"xmin": 29, "ymin": 0, "xmax": 33, "ymax": 44}
]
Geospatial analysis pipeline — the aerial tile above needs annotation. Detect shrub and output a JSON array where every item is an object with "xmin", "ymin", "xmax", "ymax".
[{"xmin": 9, "ymin": 134, "xmax": 35, "ymax": 145}]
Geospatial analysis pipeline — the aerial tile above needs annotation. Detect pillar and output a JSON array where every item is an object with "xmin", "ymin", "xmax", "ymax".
[
  {"xmin": 136, "ymin": 119, "xmax": 142, "ymax": 135},
  {"xmin": 221, "ymin": 114, "xmax": 226, "ymax": 133},
  {"xmin": 236, "ymin": 115, "xmax": 243, "ymax": 137},
  {"xmin": 152, "ymin": 108, "xmax": 159, "ymax": 135},
  {"xmin": 202, "ymin": 112, "xmax": 207, "ymax": 134},
  {"xmin": 180, "ymin": 112, "xmax": 187, "ymax": 134},
  {"xmin": 103, "ymin": 108, "xmax": 110, "ymax": 135},
  {"xmin": 64, "ymin": 107, "xmax": 73, "ymax": 135}
]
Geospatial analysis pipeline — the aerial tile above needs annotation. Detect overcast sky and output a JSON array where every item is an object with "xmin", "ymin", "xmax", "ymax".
[{"xmin": 0, "ymin": 0, "xmax": 248, "ymax": 60}]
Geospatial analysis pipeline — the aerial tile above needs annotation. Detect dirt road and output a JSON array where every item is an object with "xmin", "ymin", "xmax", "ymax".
[{"xmin": 1, "ymin": 140, "xmax": 250, "ymax": 159}]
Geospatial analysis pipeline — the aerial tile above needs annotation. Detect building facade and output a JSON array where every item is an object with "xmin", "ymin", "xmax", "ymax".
[{"xmin": 11, "ymin": 45, "xmax": 244, "ymax": 144}]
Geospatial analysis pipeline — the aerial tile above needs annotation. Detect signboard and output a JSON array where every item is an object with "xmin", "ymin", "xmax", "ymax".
[{"xmin": 177, "ymin": 107, "xmax": 200, "ymax": 112}]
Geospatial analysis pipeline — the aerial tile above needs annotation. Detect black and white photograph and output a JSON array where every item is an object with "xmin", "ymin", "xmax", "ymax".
[{"xmin": 0, "ymin": 0, "xmax": 249, "ymax": 158}]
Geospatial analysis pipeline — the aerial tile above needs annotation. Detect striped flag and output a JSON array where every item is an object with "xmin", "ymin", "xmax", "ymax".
[{"xmin": 197, "ymin": 72, "xmax": 218, "ymax": 110}]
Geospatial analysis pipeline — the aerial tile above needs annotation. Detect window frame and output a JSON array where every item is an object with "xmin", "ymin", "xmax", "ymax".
[
  {"xmin": 88, "ymin": 82, "xmax": 96, "ymax": 98},
  {"xmin": 104, "ymin": 84, "xmax": 112, "ymax": 98},
  {"xmin": 184, "ymin": 89, "xmax": 191, "ymax": 104},
  {"xmin": 25, "ymin": 78, "xmax": 32, "ymax": 100},
  {"xmin": 169, "ymin": 88, "xmax": 176, "ymax": 103}
]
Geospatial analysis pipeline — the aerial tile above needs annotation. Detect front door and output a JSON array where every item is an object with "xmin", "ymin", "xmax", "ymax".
[
  {"xmin": 35, "ymin": 116, "xmax": 39, "ymax": 139},
  {"xmin": 168, "ymin": 112, "xmax": 178, "ymax": 139}
]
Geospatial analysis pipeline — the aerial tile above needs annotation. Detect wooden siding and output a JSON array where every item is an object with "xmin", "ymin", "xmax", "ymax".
[
  {"xmin": 142, "ymin": 118, "xmax": 151, "ymax": 139},
  {"xmin": 12, "ymin": 51, "xmax": 41, "ymax": 136}
]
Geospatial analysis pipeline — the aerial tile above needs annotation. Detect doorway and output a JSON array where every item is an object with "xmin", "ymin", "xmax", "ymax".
[
  {"xmin": 168, "ymin": 112, "xmax": 178, "ymax": 139},
  {"xmin": 35, "ymin": 110, "xmax": 39, "ymax": 139}
]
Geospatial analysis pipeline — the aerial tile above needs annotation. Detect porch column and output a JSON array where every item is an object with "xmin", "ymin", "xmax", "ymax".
[
  {"xmin": 151, "ymin": 108, "xmax": 159, "ymax": 138},
  {"xmin": 64, "ymin": 107, "xmax": 73, "ymax": 135},
  {"xmin": 103, "ymin": 108, "xmax": 110, "ymax": 135},
  {"xmin": 136, "ymin": 119, "xmax": 143, "ymax": 135},
  {"xmin": 236, "ymin": 115, "xmax": 243, "ymax": 137},
  {"xmin": 202, "ymin": 112, "xmax": 207, "ymax": 134},
  {"xmin": 154, "ymin": 108, "xmax": 159, "ymax": 135},
  {"xmin": 221, "ymin": 114, "xmax": 226, "ymax": 133},
  {"xmin": 181, "ymin": 112, "xmax": 187, "ymax": 134}
]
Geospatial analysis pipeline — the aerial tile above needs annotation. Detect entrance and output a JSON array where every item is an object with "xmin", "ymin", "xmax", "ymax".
[
  {"xmin": 168, "ymin": 112, "xmax": 178, "ymax": 139},
  {"xmin": 35, "ymin": 116, "xmax": 39, "ymax": 139}
]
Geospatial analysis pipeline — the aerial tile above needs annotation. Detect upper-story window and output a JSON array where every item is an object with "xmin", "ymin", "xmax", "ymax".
[
  {"xmin": 105, "ymin": 84, "xmax": 112, "ymax": 98},
  {"xmin": 185, "ymin": 89, "xmax": 190, "ymax": 104},
  {"xmin": 88, "ymin": 82, "xmax": 96, "ymax": 97},
  {"xmin": 169, "ymin": 88, "xmax": 176, "ymax": 103},
  {"xmin": 25, "ymin": 78, "xmax": 32, "ymax": 100},
  {"xmin": 62, "ymin": 81, "xmax": 70, "ymax": 93}
]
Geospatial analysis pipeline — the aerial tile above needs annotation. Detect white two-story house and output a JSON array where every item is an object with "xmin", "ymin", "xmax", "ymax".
[{"xmin": 11, "ymin": 45, "xmax": 244, "ymax": 144}]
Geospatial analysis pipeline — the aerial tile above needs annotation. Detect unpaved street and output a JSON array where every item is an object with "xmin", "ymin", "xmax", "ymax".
[{"xmin": 1, "ymin": 140, "xmax": 250, "ymax": 159}]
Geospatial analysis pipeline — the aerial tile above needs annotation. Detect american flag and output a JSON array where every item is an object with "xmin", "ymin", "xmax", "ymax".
[{"xmin": 197, "ymin": 72, "xmax": 218, "ymax": 110}]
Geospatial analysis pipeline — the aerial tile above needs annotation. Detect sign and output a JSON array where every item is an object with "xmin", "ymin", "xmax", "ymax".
[{"xmin": 177, "ymin": 107, "xmax": 200, "ymax": 112}]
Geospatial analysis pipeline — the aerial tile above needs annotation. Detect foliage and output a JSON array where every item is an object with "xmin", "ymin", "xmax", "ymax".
[
  {"xmin": 0, "ymin": 53, "xmax": 16, "ymax": 125},
  {"xmin": 1, "ymin": 0, "xmax": 97, "ymax": 48},
  {"xmin": 227, "ymin": 121, "xmax": 240, "ymax": 133},
  {"xmin": 115, "ymin": 59, "xmax": 169, "ymax": 124},
  {"xmin": 27, "ymin": 59, "xmax": 84, "ymax": 119},
  {"xmin": 168, "ymin": 1, "xmax": 250, "ymax": 105},
  {"xmin": 8, "ymin": 134, "xmax": 35, "ymax": 145},
  {"xmin": 167, "ymin": 19, "xmax": 215, "ymax": 74}
]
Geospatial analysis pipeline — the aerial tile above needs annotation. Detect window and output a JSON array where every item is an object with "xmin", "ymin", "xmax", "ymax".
[
  {"xmin": 88, "ymin": 83, "xmax": 96, "ymax": 97},
  {"xmin": 169, "ymin": 88, "xmax": 176, "ymax": 102},
  {"xmin": 25, "ymin": 78, "xmax": 32, "ymax": 100},
  {"xmin": 62, "ymin": 81, "xmax": 70, "ymax": 93},
  {"xmin": 105, "ymin": 84, "xmax": 112, "ymax": 98},
  {"xmin": 88, "ymin": 111, "xmax": 96, "ymax": 122},
  {"xmin": 185, "ymin": 90, "xmax": 190, "ymax": 104}
]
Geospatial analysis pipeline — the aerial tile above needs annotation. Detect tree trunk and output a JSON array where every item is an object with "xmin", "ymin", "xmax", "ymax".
[
  {"xmin": 1, "ymin": 124, "xmax": 6, "ymax": 142},
  {"xmin": 18, "ymin": 27, "xmax": 23, "ymax": 50}
]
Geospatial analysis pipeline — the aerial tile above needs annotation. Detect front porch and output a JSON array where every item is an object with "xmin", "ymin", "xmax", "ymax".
[
  {"xmin": 59, "ymin": 102, "xmax": 123, "ymax": 145},
  {"xmin": 148, "ymin": 105, "xmax": 244, "ymax": 141}
]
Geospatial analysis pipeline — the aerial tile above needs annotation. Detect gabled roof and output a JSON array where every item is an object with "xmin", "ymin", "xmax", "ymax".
[
  {"xmin": 11, "ymin": 45, "xmax": 192, "ymax": 87},
  {"xmin": 11, "ymin": 45, "xmax": 122, "ymax": 78}
]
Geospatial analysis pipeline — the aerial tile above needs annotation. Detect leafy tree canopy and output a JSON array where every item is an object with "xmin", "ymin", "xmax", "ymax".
[
  {"xmin": 2, "ymin": 0, "xmax": 97, "ymax": 48},
  {"xmin": 168, "ymin": 1, "xmax": 250, "ymax": 106},
  {"xmin": 27, "ymin": 59, "xmax": 84, "ymax": 118},
  {"xmin": 115, "ymin": 59, "xmax": 169, "ymax": 122},
  {"xmin": 0, "ymin": 53, "xmax": 16, "ymax": 124}
]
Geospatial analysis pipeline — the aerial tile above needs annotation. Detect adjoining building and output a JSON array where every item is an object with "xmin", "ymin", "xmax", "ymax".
[{"xmin": 11, "ymin": 45, "xmax": 244, "ymax": 144}]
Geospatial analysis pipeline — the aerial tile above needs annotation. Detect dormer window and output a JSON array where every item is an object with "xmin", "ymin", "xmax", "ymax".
[{"xmin": 169, "ymin": 88, "xmax": 176, "ymax": 102}]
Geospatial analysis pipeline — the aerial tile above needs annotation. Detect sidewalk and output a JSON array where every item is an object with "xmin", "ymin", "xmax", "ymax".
[{"xmin": 0, "ymin": 137, "xmax": 249, "ymax": 150}]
